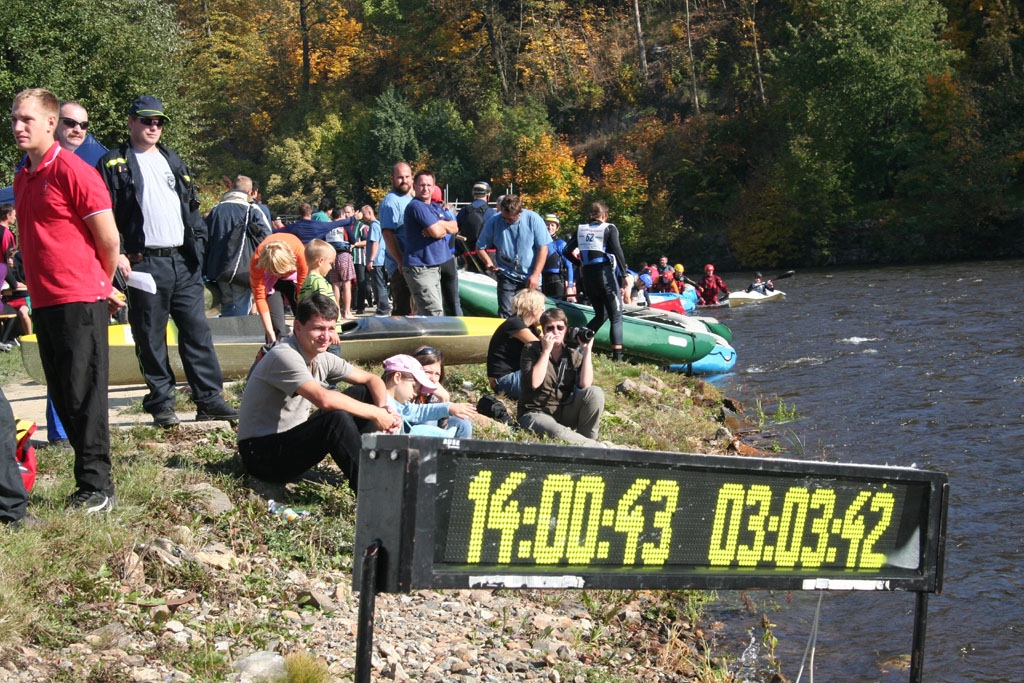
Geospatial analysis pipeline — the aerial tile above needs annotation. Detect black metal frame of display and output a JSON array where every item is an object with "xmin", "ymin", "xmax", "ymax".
[{"xmin": 352, "ymin": 435, "xmax": 948, "ymax": 683}]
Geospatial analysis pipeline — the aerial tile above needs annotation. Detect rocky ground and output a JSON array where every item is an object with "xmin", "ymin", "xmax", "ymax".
[
  {"xmin": 1, "ymin": 473, "xmax": 733, "ymax": 682},
  {"xmin": 0, "ymin": 371, "xmax": 782, "ymax": 682}
]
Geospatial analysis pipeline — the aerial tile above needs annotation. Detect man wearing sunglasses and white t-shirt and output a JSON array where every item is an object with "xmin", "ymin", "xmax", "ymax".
[{"xmin": 98, "ymin": 95, "xmax": 237, "ymax": 428}]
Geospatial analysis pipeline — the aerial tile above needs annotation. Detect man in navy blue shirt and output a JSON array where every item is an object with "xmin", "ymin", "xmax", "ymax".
[
  {"xmin": 280, "ymin": 202, "xmax": 353, "ymax": 243},
  {"xmin": 402, "ymin": 171, "xmax": 458, "ymax": 316}
]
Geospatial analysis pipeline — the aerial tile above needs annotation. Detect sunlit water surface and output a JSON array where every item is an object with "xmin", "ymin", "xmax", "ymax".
[{"xmin": 710, "ymin": 260, "xmax": 1023, "ymax": 682}]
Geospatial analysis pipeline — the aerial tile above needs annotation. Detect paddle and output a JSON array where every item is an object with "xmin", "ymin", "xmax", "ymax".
[{"xmin": 767, "ymin": 270, "xmax": 796, "ymax": 281}]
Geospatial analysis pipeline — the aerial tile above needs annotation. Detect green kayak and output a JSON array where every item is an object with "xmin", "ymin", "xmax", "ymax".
[{"xmin": 459, "ymin": 272, "xmax": 718, "ymax": 364}]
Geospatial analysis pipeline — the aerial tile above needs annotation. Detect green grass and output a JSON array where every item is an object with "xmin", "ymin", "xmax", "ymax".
[
  {"xmin": 754, "ymin": 395, "xmax": 800, "ymax": 427},
  {"xmin": 0, "ymin": 343, "xmax": 28, "ymax": 384},
  {"xmin": 0, "ymin": 349, "xmax": 748, "ymax": 681}
]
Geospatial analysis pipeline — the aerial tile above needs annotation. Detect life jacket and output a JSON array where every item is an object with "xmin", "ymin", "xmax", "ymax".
[
  {"xmin": 14, "ymin": 417, "xmax": 37, "ymax": 491},
  {"xmin": 457, "ymin": 201, "xmax": 489, "ymax": 250},
  {"xmin": 577, "ymin": 222, "xmax": 610, "ymax": 266}
]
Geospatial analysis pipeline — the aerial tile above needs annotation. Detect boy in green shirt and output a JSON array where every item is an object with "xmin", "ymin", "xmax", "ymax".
[
  {"xmin": 300, "ymin": 239, "xmax": 337, "ymax": 303},
  {"xmin": 300, "ymin": 240, "xmax": 342, "ymax": 349}
]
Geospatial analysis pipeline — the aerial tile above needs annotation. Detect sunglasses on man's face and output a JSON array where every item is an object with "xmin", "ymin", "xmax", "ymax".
[
  {"xmin": 60, "ymin": 118, "xmax": 89, "ymax": 130},
  {"xmin": 137, "ymin": 117, "xmax": 165, "ymax": 128},
  {"xmin": 544, "ymin": 324, "xmax": 566, "ymax": 332}
]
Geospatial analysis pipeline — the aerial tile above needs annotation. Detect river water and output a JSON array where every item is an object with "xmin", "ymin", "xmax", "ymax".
[{"xmin": 709, "ymin": 259, "xmax": 1023, "ymax": 682}]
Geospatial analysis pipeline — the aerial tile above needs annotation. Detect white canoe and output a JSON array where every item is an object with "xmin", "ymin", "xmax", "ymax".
[{"xmin": 728, "ymin": 290, "xmax": 786, "ymax": 308}]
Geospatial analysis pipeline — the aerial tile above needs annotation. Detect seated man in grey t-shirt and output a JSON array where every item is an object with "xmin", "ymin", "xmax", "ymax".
[{"xmin": 237, "ymin": 294, "xmax": 400, "ymax": 489}]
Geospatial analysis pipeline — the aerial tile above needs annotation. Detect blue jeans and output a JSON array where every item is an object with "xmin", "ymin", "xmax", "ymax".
[
  {"xmin": 496, "ymin": 272, "xmax": 524, "ymax": 319},
  {"xmin": 217, "ymin": 280, "xmax": 252, "ymax": 317},
  {"xmin": 495, "ymin": 370, "xmax": 522, "ymax": 400},
  {"xmin": 448, "ymin": 415, "xmax": 473, "ymax": 438},
  {"xmin": 368, "ymin": 266, "xmax": 390, "ymax": 314}
]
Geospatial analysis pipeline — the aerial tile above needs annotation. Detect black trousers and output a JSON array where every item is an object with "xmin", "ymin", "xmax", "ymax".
[
  {"xmin": 0, "ymin": 388, "xmax": 28, "ymax": 523},
  {"xmin": 582, "ymin": 263, "xmax": 623, "ymax": 348},
  {"xmin": 126, "ymin": 251, "xmax": 225, "ymax": 414},
  {"xmin": 438, "ymin": 257, "xmax": 463, "ymax": 316},
  {"xmin": 238, "ymin": 383, "xmax": 387, "ymax": 491},
  {"xmin": 353, "ymin": 263, "xmax": 372, "ymax": 312},
  {"xmin": 390, "ymin": 269, "xmax": 413, "ymax": 316},
  {"xmin": 266, "ymin": 279, "xmax": 298, "ymax": 341},
  {"xmin": 33, "ymin": 301, "xmax": 113, "ymax": 494},
  {"xmin": 0, "ymin": 302, "xmax": 20, "ymax": 344},
  {"xmin": 239, "ymin": 407, "xmax": 376, "ymax": 491},
  {"xmin": 542, "ymin": 272, "xmax": 566, "ymax": 300}
]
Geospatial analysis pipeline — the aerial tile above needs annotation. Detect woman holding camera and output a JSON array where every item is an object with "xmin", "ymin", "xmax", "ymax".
[
  {"xmin": 517, "ymin": 307, "xmax": 605, "ymax": 447},
  {"xmin": 564, "ymin": 200, "xmax": 628, "ymax": 361}
]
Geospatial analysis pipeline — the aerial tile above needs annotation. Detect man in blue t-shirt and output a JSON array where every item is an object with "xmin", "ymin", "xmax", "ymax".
[
  {"xmin": 476, "ymin": 195, "xmax": 551, "ymax": 318},
  {"xmin": 402, "ymin": 171, "xmax": 458, "ymax": 316},
  {"xmin": 362, "ymin": 205, "xmax": 390, "ymax": 315},
  {"xmin": 379, "ymin": 162, "xmax": 414, "ymax": 315}
]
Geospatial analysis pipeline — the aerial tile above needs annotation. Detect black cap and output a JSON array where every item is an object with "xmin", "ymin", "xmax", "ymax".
[
  {"xmin": 128, "ymin": 95, "xmax": 168, "ymax": 120},
  {"xmin": 755, "ymin": 272, "xmax": 763, "ymax": 278}
]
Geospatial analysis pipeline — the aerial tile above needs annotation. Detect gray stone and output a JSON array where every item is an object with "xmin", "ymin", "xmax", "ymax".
[
  {"xmin": 233, "ymin": 651, "xmax": 287, "ymax": 680},
  {"xmin": 185, "ymin": 483, "xmax": 235, "ymax": 516}
]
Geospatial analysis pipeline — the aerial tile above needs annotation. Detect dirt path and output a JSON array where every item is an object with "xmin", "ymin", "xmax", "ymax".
[{"xmin": 1, "ymin": 378, "xmax": 193, "ymax": 442}]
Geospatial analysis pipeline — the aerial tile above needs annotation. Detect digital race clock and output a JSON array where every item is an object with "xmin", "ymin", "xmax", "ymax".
[{"xmin": 354, "ymin": 436, "xmax": 947, "ymax": 594}]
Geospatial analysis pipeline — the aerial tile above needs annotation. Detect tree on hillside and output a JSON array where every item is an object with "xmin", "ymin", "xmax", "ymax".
[
  {"xmin": 732, "ymin": 0, "xmax": 959, "ymax": 263},
  {"xmin": 174, "ymin": 0, "xmax": 367, "ymax": 174},
  {"xmin": 263, "ymin": 114, "xmax": 347, "ymax": 210},
  {"xmin": 511, "ymin": 132, "xmax": 589, "ymax": 219},
  {"xmin": 362, "ymin": 86, "xmax": 420, "ymax": 185},
  {"xmin": 591, "ymin": 155, "xmax": 648, "ymax": 253},
  {"xmin": 773, "ymin": 0, "xmax": 956, "ymax": 198},
  {"xmin": 0, "ymin": 0, "xmax": 199, "ymax": 182},
  {"xmin": 413, "ymin": 100, "xmax": 477, "ymax": 195}
]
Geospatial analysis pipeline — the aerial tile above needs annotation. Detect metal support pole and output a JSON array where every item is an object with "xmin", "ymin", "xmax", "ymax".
[
  {"xmin": 909, "ymin": 591, "xmax": 929, "ymax": 683},
  {"xmin": 355, "ymin": 541, "xmax": 382, "ymax": 683}
]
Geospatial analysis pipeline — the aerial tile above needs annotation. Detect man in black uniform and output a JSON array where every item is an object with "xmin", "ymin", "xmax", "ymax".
[{"xmin": 98, "ymin": 95, "xmax": 237, "ymax": 427}]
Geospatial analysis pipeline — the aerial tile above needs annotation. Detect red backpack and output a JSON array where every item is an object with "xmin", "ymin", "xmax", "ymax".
[{"xmin": 14, "ymin": 417, "xmax": 37, "ymax": 491}]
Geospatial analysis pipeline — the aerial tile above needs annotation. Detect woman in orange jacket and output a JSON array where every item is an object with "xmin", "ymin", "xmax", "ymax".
[{"xmin": 250, "ymin": 232, "xmax": 308, "ymax": 343}]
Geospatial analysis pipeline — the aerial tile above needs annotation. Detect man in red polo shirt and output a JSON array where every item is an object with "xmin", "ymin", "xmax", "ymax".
[{"xmin": 11, "ymin": 88, "xmax": 123, "ymax": 513}]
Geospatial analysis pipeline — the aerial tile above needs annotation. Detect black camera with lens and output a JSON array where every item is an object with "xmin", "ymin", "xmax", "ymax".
[{"xmin": 568, "ymin": 326, "xmax": 596, "ymax": 345}]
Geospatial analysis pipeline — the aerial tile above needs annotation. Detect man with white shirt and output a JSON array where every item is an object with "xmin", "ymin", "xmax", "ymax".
[{"xmin": 98, "ymin": 95, "xmax": 236, "ymax": 428}]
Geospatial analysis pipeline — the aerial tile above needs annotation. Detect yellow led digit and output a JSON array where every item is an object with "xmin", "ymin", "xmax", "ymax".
[
  {"xmin": 801, "ymin": 488, "xmax": 836, "ymax": 568},
  {"xmin": 487, "ymin": 471, "xmax": 527, "ymax": 563},
  {"xmin": 565, "ymin": 476, "xmax": 606, "ymax": 565},
  {"xmin": 736, "ymin": 485, "xmax": 772, "ymax": 567},
  {"xmin": 708, "ymin": 483, "xmax": 745, "ymax": 566},
  {"xmin": 840, "ymin": 491, "xmax": 872, "ymax": 568},
  {"xmin": 774, "ymin": 487, "xmax": 810, "ymax": 568},
  {"xmin": 615, "ymin": 479, "xmax": 651, "ymax": 565},
  {"xmin": 534, "ymin": 474, "xmax": 575, "ymax": 564},
  {"xmin": 466, "ymin": 470, "xmax": 493, "ymax": 563},
  {"xmin": 859, "ymin": 491, "xmax": 895, "ymax": 569},
  {"xmin": 641, "ymin": 480, "xmax": 679, "ymax": 566}
]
